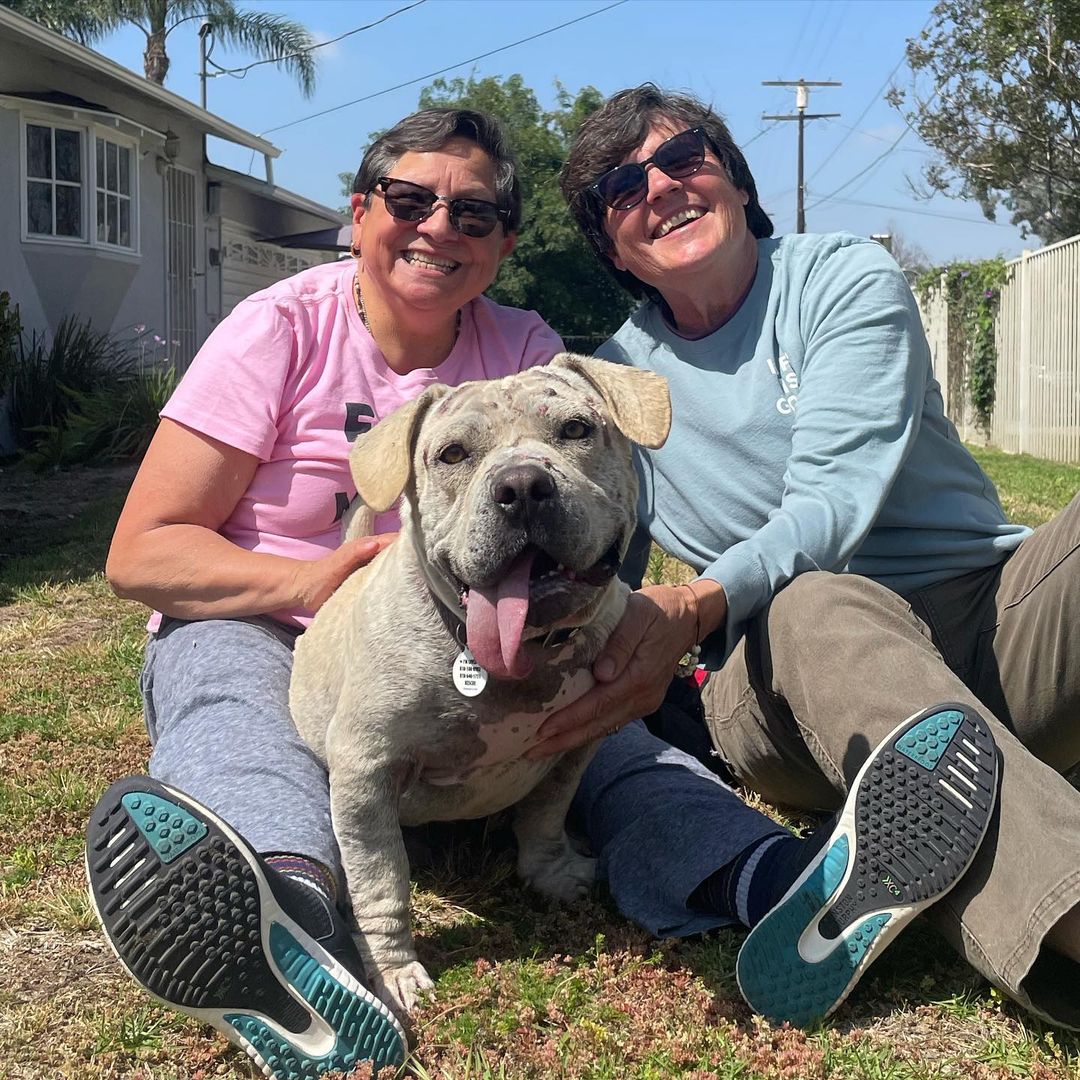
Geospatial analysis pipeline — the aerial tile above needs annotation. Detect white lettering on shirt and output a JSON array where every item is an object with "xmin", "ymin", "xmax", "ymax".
[{"xmin": 767, "ymin": 353, "xmax": 800, "ymax": 415}]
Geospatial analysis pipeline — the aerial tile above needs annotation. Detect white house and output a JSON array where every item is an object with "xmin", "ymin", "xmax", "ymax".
[{"xmin": 0, "ymin": 5, "xmax": 346, "ymax": 375}]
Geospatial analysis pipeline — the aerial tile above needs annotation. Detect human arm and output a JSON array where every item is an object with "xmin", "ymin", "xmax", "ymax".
[
  {"xmin": 534, "ymin": 238, "xmax": 931, "ymax": 751},
  {"xmin": 698, "ymin": 239, "xmax": 932, "ymax": 659},
  {"xmin": 106, "ymin": 418, "xmax": 394, "ymax": 620}
]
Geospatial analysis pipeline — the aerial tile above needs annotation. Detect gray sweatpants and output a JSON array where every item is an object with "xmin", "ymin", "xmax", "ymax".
[
  {"xmin": 142, "ymin": 615, "xmax": 341, "ymax": 876},
  {"xmin": 140, "ymin": 615, "xmax": 787, "ymax": 927},
  {"xmin": 702, "ymin": 491, "xmax": 1080, "ymax": 1029}
]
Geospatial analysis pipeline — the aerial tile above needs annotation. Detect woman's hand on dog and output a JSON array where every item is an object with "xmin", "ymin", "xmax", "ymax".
[
  {"xmin": 529, "ymin": 580, "xmax": 727, "ymax": 757},
  {"xmin": 294, "ymin": 532, "xmax": 398, "ymax": 613}
]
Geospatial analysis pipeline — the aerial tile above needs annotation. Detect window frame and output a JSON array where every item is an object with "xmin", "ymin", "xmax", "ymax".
[
  {"xmin": 94, "ymin": 132, "xmax": 137, "ymax": 250},
  {"xmin": 19, "ymin": 112, "xmax": 141, "ymax": 255}
]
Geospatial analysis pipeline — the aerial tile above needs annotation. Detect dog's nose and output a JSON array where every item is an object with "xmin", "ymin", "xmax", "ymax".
[{"xmin": 489, "ymin": 463, "xmax": 556, "ymax": 517}]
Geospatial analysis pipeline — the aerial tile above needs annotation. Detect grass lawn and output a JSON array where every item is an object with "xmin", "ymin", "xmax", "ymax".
[{"xmin": 3, "ymin": 451, "xmax": 1080, "ymax": 1079}]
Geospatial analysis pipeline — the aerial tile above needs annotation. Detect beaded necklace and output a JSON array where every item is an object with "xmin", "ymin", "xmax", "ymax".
[{"xmin": 352, "ymin": 271, "xmax": 461, "ymax": 341}]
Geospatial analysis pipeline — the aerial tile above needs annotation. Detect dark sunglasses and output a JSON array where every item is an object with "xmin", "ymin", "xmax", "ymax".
[
  {"xmin": 374, "ymin": 176, "xmax": 509, "ymax": 237},
  {"xmin": 591, "ymin": 127, "xmax": 709, "ymax": 211}
]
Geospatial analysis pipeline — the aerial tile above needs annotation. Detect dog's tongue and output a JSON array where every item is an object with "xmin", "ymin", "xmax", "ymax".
[{"xmin": 465, "ymin": 548, "xmax": 536, "ymax": 680}]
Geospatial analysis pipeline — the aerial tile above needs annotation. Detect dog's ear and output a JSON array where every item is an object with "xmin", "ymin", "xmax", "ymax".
[
  {"xmin": 350, "ymin": 384, "xmax": 450, "ymax": 511},
  {"xmin": 551, "ymin": 353, "xmax": 671, "ymax": 449}
]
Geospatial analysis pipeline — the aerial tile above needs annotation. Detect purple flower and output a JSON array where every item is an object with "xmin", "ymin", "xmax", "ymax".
[
  {"xmin": 984, "ymin": 288, "xmax": 995, "ymax": 298},
  {"xmin": 134, "ymin": 324, "xmax": 146, "ymax": 333},
  {"xmin": 153, "ymin": 334, "xmax": 165, "ymax": 344}
]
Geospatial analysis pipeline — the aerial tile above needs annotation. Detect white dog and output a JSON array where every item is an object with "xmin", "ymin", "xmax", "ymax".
[{"xmin": 289, "ymin": 354, "xmax": 670, "ymax": 1017}]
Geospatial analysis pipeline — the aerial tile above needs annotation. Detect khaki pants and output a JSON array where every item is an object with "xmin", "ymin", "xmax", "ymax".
[{"xmin": 702, "ymin": 492, "xmax": 1080, "ymax": 1029}]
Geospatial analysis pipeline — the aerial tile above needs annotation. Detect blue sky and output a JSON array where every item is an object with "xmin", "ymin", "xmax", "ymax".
[{"xmin": 92, "ymin": 0, "xmax": 1029, "ymax": 264}]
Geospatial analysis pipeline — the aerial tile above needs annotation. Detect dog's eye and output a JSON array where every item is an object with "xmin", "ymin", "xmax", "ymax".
[
  {"xmin": 560, "ymin": 418, "xmax": 592, "ymax": 440},
  {"xmin": 438, "ymin": 443, "xmax": 469, "ymax": 465}
]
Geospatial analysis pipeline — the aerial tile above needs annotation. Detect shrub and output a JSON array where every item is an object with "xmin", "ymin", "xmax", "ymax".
[
  {"xmin": 21, "ymin": 362, "xmax": 177, "ymax": 472},
  {"xmin": 5, "ymin": 315, "xmax": 178, "ymax": 471},
  {"xmin": 8, "ymin": 315, "xmax": 129, "ymax": 448},
  {"xmin": 0, "ymin": 291, "xmax": 21, "ymax": 394}
]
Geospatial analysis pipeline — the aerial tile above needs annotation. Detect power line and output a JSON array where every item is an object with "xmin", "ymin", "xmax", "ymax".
[
  {"xmin": 807, "ymin": 57, "xmax": 906, "ymax": 181},
  {"xmin": 805, "ymin": 124, "xmax": 911, "ymax": 210},
  {"xmin": 740, "ymin": 122, "xmax": 780, "ymax": 149},
  {"xmin": 828, "ymin": 121, "xmax": 929, "ymax": 150},
  {"xmin": 799, "ymin": 4, "xmax": 830, "ymax": 77},
  {"xmin": 778, "ymin": 0, "xmax": 817, "ymax": 78},
  {"xmin": 807, "ymin": 15, "xmax": 930, "ymax": 182},
  {"xmin": 258, "ymin": 0, "xmax": 628, "ymax": 137},
  {"xmin": 808, "ymin": 78, "xmax": 943, "ymax": 214},
  {"xmin": 817, "ymin": 194, "xmax": 1016, "ymax": 227},
  {"xmin": 760, "ymin": 186, "xmax": 795, "ymax": 207},
  {"xmin": 805, "ymin": 0, "xmax": 847, "ymax": 75},
  {"xmin": 207, "ymin": 0, "xmax": 427, "ymax": 81}
]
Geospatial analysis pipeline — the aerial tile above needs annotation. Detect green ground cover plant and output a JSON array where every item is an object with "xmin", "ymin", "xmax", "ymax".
[{"xmin": 2, "ymin": 452, "xmax": 1080, "ymax": 1079}]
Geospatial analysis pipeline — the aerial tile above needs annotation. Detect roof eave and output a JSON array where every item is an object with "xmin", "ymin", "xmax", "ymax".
[
  {"xmin": 0, "ymin": 6, "xmax": 280, "ymax": 158},
  {"xmin": 206, "ymin": 163, "xmax": 344, "ymax": 226}
]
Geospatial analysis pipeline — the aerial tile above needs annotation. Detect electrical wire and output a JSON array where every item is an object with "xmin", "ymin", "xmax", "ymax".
[
  {"xmin": 815, "ymin": 194, "xmax": 1016, "ymax": 226},
  {"xmin": 827, "ymin": 121, "xmax": 929, "ymax": 150},
  {"xmin": 740, "ymin": 122, "xmax": 779, "ymax": 149},
  {"xmin": 807, "ymin": 14, "xmax": 930, "ymax": 182},
  {"xmin": 805, "ymin": 124, "xmax": 912, "ymax": 210},
  {"xmin": 257, "ymin": 0, "xmax": 628, "ymax": 137},
  {"xmin": 206, "ymin": 0, "xmax": 427, "ymax": 81},
  {"xmin": 806, "ymin": 0, "xmax": 846, "ymax": 76},
  {"xmin": 778, "ymin": 0, "xmax": 817, "ymax": 78}
]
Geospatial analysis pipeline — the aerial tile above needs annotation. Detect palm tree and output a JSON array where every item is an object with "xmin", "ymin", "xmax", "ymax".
[{"xmin": 3, "ymin": 0, "xmax": 317, "ymax": 95}]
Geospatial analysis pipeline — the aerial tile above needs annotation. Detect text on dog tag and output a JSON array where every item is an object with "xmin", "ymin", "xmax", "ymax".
[{"xmin": 453, "ymin": 648, "xmax": 488, "ymax": 697}]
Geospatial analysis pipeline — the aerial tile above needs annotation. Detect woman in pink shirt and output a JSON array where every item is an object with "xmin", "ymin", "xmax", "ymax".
[{"xmin": 86, "ymin": 108, "xmax": 561, "ymax": 1078}]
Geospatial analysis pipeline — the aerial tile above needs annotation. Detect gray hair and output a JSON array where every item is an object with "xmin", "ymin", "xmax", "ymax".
[
  {"xmin": 352, "ymin": 107, "xmax": 522, "ymax": 233},
  {"xmin": 560, "ymin": 84, "xmax": 773, "ymax": 301}
]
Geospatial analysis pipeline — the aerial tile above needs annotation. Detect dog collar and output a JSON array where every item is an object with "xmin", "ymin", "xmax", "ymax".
[{"xmin": 417, "ymin": 553, "xmax": 469, "ymax": 623}]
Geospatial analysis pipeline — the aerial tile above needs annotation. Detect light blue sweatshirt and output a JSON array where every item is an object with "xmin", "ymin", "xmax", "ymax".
[{"xmin": 597, "ymin": 233, "xmax": 1030, "ymax": 666}]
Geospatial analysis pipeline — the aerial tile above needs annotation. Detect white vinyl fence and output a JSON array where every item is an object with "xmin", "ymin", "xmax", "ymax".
[{"xmin": 918, "ymin": 232, "xmax": 1080, "ymax": 464}]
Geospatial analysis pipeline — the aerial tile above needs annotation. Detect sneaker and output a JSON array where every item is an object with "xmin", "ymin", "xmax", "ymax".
[
  {"xmin": 735, "ymin": 702, "xmax": 999, "ymax": 1026},
  {"xmin": 85, "ymin": 775, "xmax": 407, "ymax": 1078}
]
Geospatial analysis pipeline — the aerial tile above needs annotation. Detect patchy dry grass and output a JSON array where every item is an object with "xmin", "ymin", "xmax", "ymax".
[{"xmin": 2, "ymin": 455, "xmax": 1080, "ymax": 1079}]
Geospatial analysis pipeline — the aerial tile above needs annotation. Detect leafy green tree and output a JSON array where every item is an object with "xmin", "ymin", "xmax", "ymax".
[
  {"xmin": 3, "ymin": 0, "xmax": 317, "ymax": 93},
  {"xmin": 890, "ymin": 0, "xmax": 1080, "ymax": 243},
  {"xmin": 347, "ymin": 75, "xmax": 635, "ymax": 341}
]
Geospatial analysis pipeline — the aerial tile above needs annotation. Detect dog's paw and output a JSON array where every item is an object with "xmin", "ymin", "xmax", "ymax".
[
  {"xmin": 370, "ymin": 960, "xmax": 436, "ymax": 1017},
  {"xmin": 519, "ymin": 845, "xmax": 597, "ymax": 903}
]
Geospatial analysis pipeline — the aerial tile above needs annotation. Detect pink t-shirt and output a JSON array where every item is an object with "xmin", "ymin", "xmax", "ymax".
[{"xmin": 156, "ymin": 259, "xmax": 563, "ymax": 628}]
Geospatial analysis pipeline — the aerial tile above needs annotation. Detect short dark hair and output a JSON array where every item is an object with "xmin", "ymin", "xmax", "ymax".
[
  {"xmin": 352, "ymin": 107, "xmax": 522, "ymax": 234},
  {"xmin": 559, "ymin": 84, "xmax": 773, "ymax": 301}
]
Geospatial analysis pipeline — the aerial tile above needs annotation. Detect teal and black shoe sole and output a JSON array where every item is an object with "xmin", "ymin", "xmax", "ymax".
[
  {"xmin": 736, "ymin": 703, "xmax": 999, "ymax": 1027},
  {"xmin": 85, "ymin": 776, "xmax": 406, "ymax": 1079}
]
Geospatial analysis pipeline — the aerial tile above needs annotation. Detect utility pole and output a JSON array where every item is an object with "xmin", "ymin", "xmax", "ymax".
[
  {"xmin": 198, "ymin": 21, "xmax": 213, "ymax": 110},
  {"xmin": 762, "ymin": 79, "xmax": 840, "ymax": 233}
]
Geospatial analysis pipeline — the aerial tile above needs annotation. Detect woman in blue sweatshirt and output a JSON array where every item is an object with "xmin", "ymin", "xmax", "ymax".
[{"xmin": 539, "ymin": 84, "xmax": 1080, "ymax": 1031}]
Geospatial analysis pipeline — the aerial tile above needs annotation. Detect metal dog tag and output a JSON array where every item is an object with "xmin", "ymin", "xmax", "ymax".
[{"xmin": 453, "ymin": 648, "xmax": 488, "ymax": 697}]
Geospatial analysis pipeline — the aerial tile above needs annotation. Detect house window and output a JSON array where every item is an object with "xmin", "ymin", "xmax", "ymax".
[
  {"xmin": 96, "ymin": 137, "xmax": 133, "ymax": 248},
  {"xmin": 21, "ymin": 116, "xmax": 140, "ymax": 252},
  {"xmin": 25, "ymin": 122, "xmax": 83, "ymax": 238}
]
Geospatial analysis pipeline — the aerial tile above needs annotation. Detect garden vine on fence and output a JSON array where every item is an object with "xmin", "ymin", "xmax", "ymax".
[{"xmin": 915, "ymin": 259, "xmax": 1008, "ymax": 435}]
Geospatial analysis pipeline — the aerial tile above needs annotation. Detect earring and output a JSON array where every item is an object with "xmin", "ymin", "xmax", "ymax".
[{"xmin": 350, "ymin": 244, "xmax": 362, "ymax": 258}]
